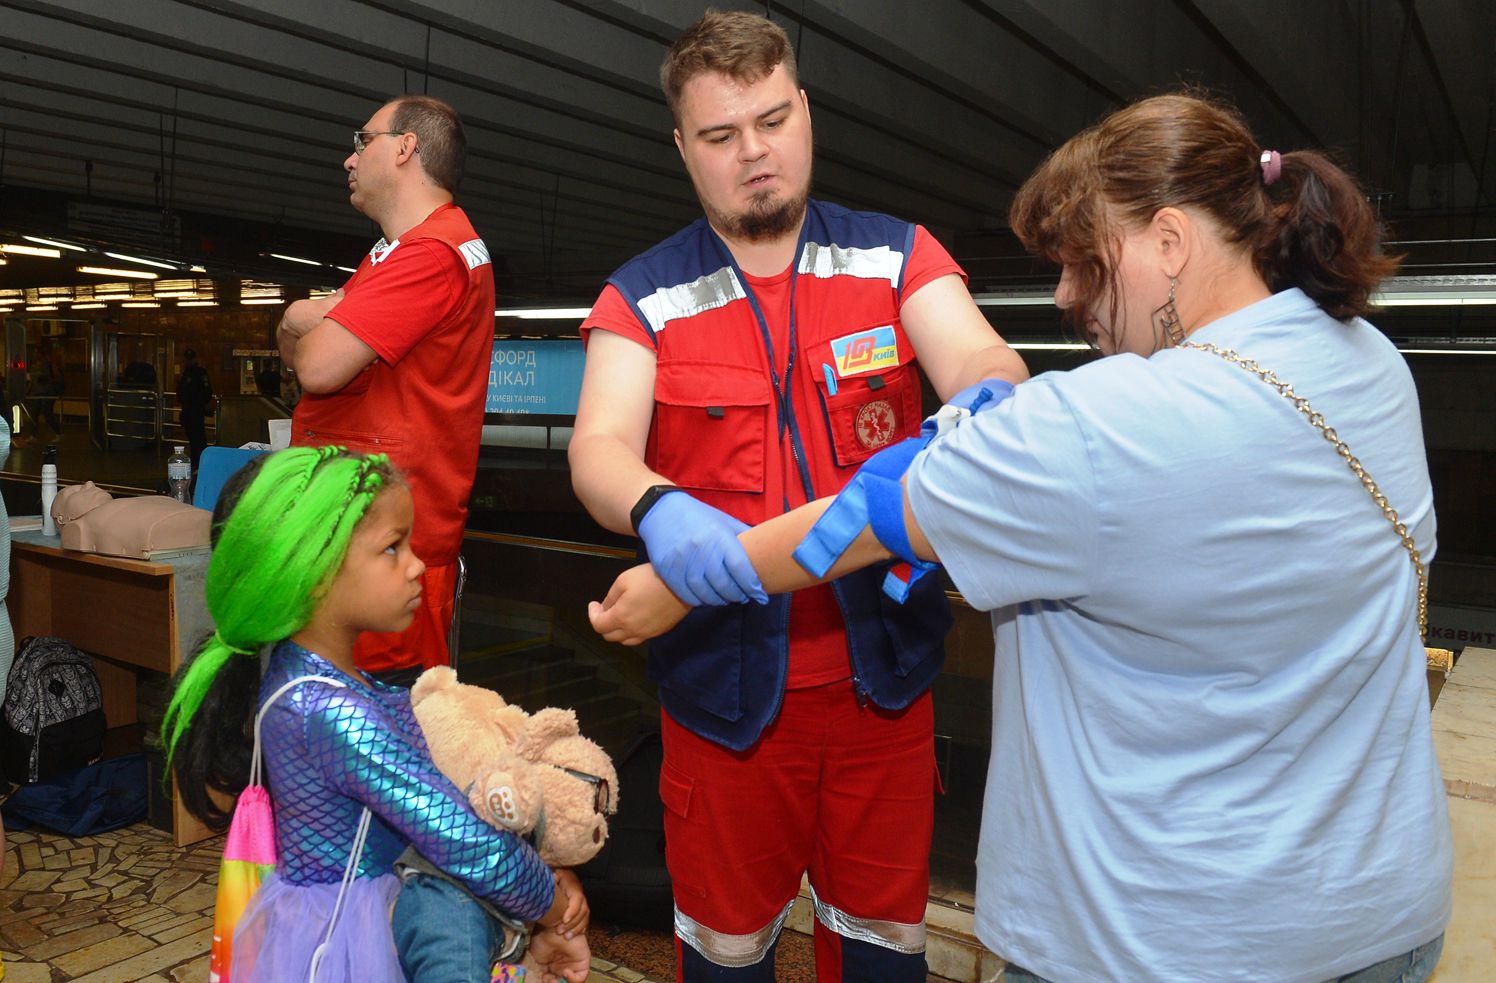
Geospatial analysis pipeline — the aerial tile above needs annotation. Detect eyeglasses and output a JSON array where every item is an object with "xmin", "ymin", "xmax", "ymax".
[
  {"xmin": 352, "ymin": 130, "xmax": 412, "ymax": 155},
  {"xmin": 561, "ymin": 767, "xmax": 612, "ymax": 815}
]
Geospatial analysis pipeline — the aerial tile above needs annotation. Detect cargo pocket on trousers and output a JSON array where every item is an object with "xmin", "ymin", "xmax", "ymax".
[{"xmin": 659, "ymin": 761, "xmax": 705, "ymax": 899}]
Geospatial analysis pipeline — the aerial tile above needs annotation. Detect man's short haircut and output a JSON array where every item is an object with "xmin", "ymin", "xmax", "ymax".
[
  {"xmin": 660, "ymin": 9, "xmax": 798, "ymax": 124},
  {"xmin": 388, "ymin": 95, "xmax": 467, "ymax": 194}
]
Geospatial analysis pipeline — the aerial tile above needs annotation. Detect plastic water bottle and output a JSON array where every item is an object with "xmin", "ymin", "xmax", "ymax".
[
  {"xmin": 41, "ymin": 444, "xmax": 59, "ymax": 536},
  {"xmin": 168, "ymin": 445, "xmax": 192, "ymax": 503}
]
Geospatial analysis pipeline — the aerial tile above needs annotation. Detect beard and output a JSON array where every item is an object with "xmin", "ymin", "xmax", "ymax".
[{"xmin": 702, "ymin": 171, "xmax": 812, "ymax": 244}]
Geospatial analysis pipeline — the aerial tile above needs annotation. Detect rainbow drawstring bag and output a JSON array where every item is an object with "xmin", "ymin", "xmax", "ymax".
[
  {"xmin": 210, "ymin": 785, "xmax": 277, "ymax": 982},
  {"xmin": 210, "ymin": 675, "xmax": 346, "ymax": 983}
]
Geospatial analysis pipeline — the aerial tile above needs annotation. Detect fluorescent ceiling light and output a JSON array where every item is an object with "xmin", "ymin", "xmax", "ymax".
[
  {"xmin": 973, "ymin": 276, "xmax": 1496, "ymax": 310},
  {"xmin": 1368, "ymin": 274, "xmax": 1496, "ymax": 308},
  {"xmin": 242, "ymin": 297, "xmax": 285, "ymax": 305},
  {"xmin": 1372, "ymin": 296, "xmax": 1496, "ymax": 308},
  {"xmin": 973, "ymin": 291, "xmax": 1054, "ymax": 307},
  {"xmin": 70, "ymin": 302, "xmax": 107, "ymax": 309},
  {"xmin": 494, "ymin": 307, "xmax": 593, "ymax": 319},
  {"xmin": 1396, "ymin": 347, "xmax": 1496, "ymax": 355},
  {"xmin": 190, "ymin": 264, "xmax": 207, "ymax": 273},
  {"xmin": 23, "ymin": 235, "xmax": 86, "ymax": 252},
  {"xmin": 25, "ymin": 305, "xmax": 59, "ymax": 311},
  {"xmin": 270, "ymin": 252, "xmax": 321, "ymax": 266},
  {"xmin": 335, "ymin": 265, "xmax": 357, "ymax": 273},
  {"xmin": 79, "ymin": 266, "xmax": 158, "ymax": 280},
  {"xmin": 105, "ymin": 251, "xmax": 177, "ymax": 270},
  {"xmin": 122, "ymin": 302, "xmax": 161, "ymax": 308},
  {"xmin": 1, "ymin": 243, "xmax": 63, "ymax": 258},
  {"xmin": 178, "ymin": 300, "xmax": 218, "ymax": 307}
]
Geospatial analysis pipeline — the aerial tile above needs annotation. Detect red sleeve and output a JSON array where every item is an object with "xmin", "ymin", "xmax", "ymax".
[
  {"xmin": 579, "ymin": 283, "xmax": 657, "ymax": 352},
  {"xmin": 326, "ymin": 240, "xmax": 467, "ymax": 365},
  {"xmin": 902, "ymin": 225, "xmax": 967, "ymax": 302}
]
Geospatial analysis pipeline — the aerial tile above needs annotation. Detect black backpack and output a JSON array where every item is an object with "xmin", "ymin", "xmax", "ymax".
[{"xmin": 1, "ymin": 636, "xmax": 106, "ymax": 784}]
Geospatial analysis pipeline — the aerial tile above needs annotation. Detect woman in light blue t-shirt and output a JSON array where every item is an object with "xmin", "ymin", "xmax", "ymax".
[{"xmin": 590, "ymin": 92, "xmax": 1451, "ymax": 983}]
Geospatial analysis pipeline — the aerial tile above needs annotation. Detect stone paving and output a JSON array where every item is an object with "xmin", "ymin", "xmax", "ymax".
[{"xmin": 0, "ymin": 822, "xmax": 665, "ymax": 982}]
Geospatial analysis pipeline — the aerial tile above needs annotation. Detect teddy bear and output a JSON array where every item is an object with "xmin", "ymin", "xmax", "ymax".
[{"xmin": 409, "ymin": 666, "xmax": 619, "ymax": 867}]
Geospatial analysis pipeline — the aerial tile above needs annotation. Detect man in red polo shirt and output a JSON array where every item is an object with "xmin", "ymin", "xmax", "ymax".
[{"xmin": 277, "ymin": 94, "xmax": 494, "ymax": 680}]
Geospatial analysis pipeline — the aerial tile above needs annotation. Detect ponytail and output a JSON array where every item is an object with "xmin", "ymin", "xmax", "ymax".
[
  {"xmin": 1011, "ymin": 92, "xmax": 1400, "ymax": 328},
  {"xmin": 164, "ymin": 446, "xmax": 395, "ymax": 829},
  {"xmin": 1254, "ymin": 150, "xmax": 1401, "ymax": 321}
]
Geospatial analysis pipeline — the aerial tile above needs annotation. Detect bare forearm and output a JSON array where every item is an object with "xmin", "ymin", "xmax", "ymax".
[
  {"xmin": 948, "ymin": 342, "xmax": 1030, "ymax": 394},
  {"xmin": 567, "ymin": 433, "xmax": 672, "ymax": 536},
  {"xmin": 737, "ymin": 498, "xmax": 894, "ymax": 592},
  {"xmin": 276, "ymin": 322, "xmax": 300, "ymax": 372}
]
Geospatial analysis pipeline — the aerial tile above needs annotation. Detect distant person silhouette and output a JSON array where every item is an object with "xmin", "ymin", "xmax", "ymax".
[{"xmin": 177, "ymin": 348, "xmax": 215, "ymax": 471}]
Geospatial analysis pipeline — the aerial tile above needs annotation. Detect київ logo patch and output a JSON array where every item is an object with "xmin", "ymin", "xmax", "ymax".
[{"xmin": 829, "ymin": 326, "xmax": 898, "ymax": 377}]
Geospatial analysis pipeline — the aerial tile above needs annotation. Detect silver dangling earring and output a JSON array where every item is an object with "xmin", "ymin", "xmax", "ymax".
[{"xmin": 1153, "ymin": 276, "xmax": 1185, "ymax": 347}]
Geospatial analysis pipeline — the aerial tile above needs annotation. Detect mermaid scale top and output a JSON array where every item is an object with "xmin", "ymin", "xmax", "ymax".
[{"xmin": 259, "ymin": 640, "xmax": 554, "ymax": 922}]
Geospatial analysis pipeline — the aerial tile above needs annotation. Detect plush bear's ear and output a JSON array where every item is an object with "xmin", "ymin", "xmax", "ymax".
[
  {"xmin": 516, "ymin": 708, "xmax": 580, "ymax": 757},
  {"xmin": 410, "ymin": 665, "xmax": 459, "ymax": 707},
  {"xmin": 492, "ymin": 705, "xmax": 526, "ymax": 743}
]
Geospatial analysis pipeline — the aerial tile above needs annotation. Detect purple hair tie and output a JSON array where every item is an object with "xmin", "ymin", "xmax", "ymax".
[{"xmin": 1260, "ymin": 149, "xmax": 1282, "ymax": 186}]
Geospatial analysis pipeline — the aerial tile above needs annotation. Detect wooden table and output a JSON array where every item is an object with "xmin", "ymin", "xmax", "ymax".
[{"xmin": 7, "ymin": 529, "xmax": 218, "ymax": 846}]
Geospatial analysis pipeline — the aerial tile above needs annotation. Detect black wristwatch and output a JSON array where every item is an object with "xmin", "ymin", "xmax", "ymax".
[{"xmin": 630, "ymin": 484, "xmax": 682, "ymax": 534}]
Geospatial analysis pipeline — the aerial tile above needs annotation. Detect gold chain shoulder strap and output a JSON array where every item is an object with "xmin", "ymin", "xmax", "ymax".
[{"xmin": 1178, "ymin": 341, "xmax": 1454, "ymax": 672}]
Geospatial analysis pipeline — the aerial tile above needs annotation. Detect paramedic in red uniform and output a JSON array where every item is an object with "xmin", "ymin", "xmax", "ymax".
[
  {"xmin": 569, "ymin": 12, "xmax": 1028, "ymax": 982},
  {"xmin": 277, "ymin": 95, "xmax": 494, "ymax": 682}
]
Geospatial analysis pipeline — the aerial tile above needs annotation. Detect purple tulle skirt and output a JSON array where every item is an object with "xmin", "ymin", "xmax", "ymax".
[{"xmin": 231, "ymin": 872, "xmax": 404, "ymax": 982}]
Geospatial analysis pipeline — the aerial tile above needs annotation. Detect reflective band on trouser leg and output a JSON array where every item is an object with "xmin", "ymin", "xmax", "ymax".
[
  {"xmin": 809, "ymin": 885, "xmax": 925, "ymax": 954},
  {"xmin": 675, "ymin": 899, "xmax": 795, "ymax": 972},
  {"xmin": 811, "ymin": 885, "xmax": 927, "ymax": 982}
]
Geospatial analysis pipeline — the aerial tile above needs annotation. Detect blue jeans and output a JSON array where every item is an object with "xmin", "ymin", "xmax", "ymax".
[
  {"xmin": 1001, "ymin": 933, "xmax": 1444, "ymax": 983},
  {"xmin": 392, "ymin": 873, "xmax": 506, "ymax": 983}
]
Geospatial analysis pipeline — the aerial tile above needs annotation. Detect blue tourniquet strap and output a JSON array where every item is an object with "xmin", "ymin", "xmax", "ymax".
[
  {"xmin": 865, "ymin": 462, "xmax": 920, "ymax": 564},
  {"xmin": 792, "ymin": 379, "xmax": 1014, "ymax": 602},
  {"xmin": 793, "ymin": 435, "xmax": 939, "ymax": 603}
]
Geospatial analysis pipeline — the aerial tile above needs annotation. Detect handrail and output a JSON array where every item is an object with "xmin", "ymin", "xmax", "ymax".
[
  {"xmin": 461, "ymin": 528, "xmax": 636, "ymax": 560},
  {"xmin": 458, "ymin": 528, "xmax": 976, "ymax": 607}
]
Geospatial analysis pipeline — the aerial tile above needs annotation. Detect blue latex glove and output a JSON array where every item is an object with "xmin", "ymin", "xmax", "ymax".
[{"xmin": 637, "ymin": 491, "xmax": 769, "ymax": 607}]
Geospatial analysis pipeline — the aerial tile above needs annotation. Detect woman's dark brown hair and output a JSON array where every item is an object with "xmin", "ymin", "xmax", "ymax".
[{"xmin": 1009, "ymin": 92, "xmax": 1399, "ymax": 343}]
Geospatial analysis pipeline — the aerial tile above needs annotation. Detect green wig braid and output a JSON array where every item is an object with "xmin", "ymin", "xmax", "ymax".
[{"xmin": 162, "ymin": 446, "xmax": 395, "ymax": 771}]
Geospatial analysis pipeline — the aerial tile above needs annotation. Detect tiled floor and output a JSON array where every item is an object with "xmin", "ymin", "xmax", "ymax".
[
  {"xmin": 1, "ymin": 824, "xmax": 219, "ymax": 982},
  {"xmin": 0, "ymin": 822, "xmax": 669, "ymax": 983}
]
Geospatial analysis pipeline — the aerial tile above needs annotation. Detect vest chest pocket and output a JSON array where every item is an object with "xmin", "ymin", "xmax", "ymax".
[
  {"xmin": 806, "ymin": 333, "xmax": 923, "ymax": 469},
  {"xmin": 652, "ymin": 361, "xmax": 772, "ymax": 494}
]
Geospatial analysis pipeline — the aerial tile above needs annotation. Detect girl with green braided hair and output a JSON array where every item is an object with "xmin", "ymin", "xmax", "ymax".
[{"xmin": 165, "ymin": 447, "xmax": 583, "ymax": 982}]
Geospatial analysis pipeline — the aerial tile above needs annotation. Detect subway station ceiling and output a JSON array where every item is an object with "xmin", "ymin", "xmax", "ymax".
[{"xmin": 0, "ymin": 0, "xmax": 1493, "ymax": 307}]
